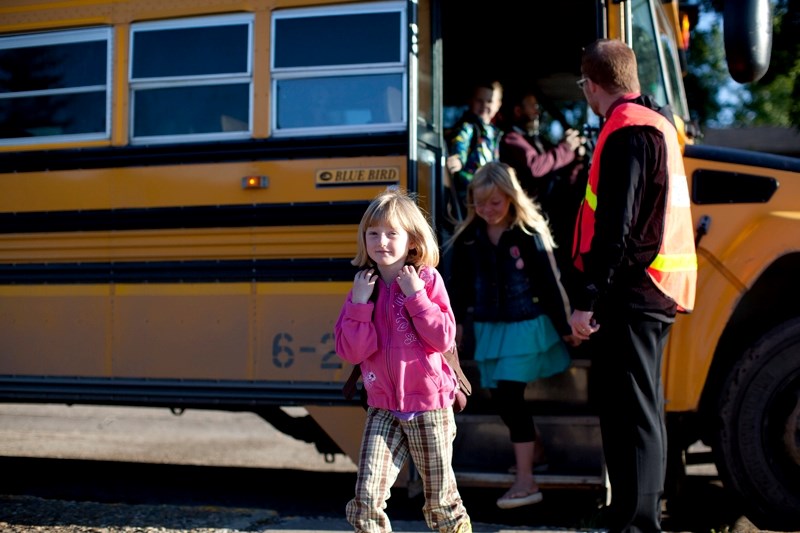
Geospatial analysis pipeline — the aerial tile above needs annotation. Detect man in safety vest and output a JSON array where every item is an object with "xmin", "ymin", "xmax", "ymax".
[{"xmin": 568, "ymin": 39, "xmax": 697, "ymax": 532}]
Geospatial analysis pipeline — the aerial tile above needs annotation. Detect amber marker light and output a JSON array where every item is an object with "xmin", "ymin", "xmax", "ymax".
[
  {"xmin": 681, "ymin": 13, "xmax": 690, "ymax": 49},
  {"xmin": 242, "ymin": 175, "xmax": 269, "ymax": 189}
]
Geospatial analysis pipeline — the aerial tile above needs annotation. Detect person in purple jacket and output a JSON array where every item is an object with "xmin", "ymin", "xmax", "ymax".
[
  {"xmin": 334, "ymin": 188, "xmax": 472, "ymax": 533},
  {"xmin": 499, "ymin": 90, "xmax": 583, "ymax": 203},
  {"xmin": 500, "ymin": 90, "xmax": 587, "ymax": 276}
]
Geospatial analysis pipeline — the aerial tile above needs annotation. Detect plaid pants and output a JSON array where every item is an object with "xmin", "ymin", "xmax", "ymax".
[{"xmin": 346, "ymin": 407, "xmax": 471, "ymax": 533}]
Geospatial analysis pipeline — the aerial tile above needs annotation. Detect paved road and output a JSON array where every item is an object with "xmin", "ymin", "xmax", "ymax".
[
  {"xmin": 0, "ymin": 404, "xmax": 354, "ymax": 472},
  {"xmin": 0, "ymin": 404, "xmax": 772, "ymax": 532}
]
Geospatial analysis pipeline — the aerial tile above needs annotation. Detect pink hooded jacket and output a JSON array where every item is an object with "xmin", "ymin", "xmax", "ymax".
[{"xmin": 334, "ymin": 265, "xmax": 459, "ymax": 412}]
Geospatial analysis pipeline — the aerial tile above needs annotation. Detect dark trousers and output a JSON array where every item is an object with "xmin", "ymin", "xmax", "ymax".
[{"xmin": 589, "ymin": 309, "xmax": 671, "ymax": 533}]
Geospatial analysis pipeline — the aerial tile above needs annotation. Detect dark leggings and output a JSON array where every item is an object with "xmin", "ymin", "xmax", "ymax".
[{"xmin": 492, "ymin": 380, "xmax": 536, "ymax": 443}]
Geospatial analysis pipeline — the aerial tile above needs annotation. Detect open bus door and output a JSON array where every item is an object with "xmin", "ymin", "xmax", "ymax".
[{"xmin": 408, "ymin": 0, "xmax": 445, "ymax": 238}]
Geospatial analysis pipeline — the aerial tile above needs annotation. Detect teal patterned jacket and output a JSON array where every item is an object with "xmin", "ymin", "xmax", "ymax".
[{"xmin": 447, "ymin": 112, "xmax": 502, "ymax": 181}]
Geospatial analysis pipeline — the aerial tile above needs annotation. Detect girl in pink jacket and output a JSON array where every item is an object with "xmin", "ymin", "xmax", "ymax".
[{"xmin": 335, "ymin": 188, "xmax": 471, "ymax": 533}]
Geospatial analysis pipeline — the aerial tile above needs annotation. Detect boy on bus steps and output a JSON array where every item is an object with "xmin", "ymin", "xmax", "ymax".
[
  {"xmin": 334, "ymin": 188, "xmax": 472, "ymax": 533},
  {"xmin": 446, "ymin": 80, "xmax": 504, "ymax": 219}
]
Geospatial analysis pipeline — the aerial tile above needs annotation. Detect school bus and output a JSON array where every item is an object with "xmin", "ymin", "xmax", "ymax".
[{"xmin": 1, "ymin": 0, "xmax": 798, "ymax": 528}]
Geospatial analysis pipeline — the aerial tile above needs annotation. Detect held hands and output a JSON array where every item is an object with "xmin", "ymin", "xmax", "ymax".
[
  {"xmin": 562, "ymin": 334, "xmax": 582, "ymax": 348},
  {"xmin": 352, "ymin": 269, "xmax": 378, "ymax": 304},
  {"xmin": 397, "ymin": 265, "xmax": 424, "ymax": 296},
  {"xmin": 569, "ymin": 309, "xmax": 600, "ymax": 341}
]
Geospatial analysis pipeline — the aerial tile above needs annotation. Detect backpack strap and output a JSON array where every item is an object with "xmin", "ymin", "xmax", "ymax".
[
  {"xmin": 443, "ymin": 344, "xmax": 472, "ymax": 396},
  {"xmin": 342, "ymin": 364, "xmax": 362, "ymax": 400}
]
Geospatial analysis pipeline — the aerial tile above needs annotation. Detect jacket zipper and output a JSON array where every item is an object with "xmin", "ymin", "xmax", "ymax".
[{"xmin": 384, "ymin": 282, "xmax": 400, "ymax": 408}]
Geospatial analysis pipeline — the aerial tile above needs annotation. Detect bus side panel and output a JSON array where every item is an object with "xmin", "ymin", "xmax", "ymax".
[
  {"xmin": 0, "ymin": 158, "xmax": 406, "ymax": 215},
  {"xmin": 0, "ymin": 281, "xmax": 356, "ymax": 381},
  {"xmin": 0, "ymin": 155, "xmax": 405, "ymax": 383},
  {"xmin": 254, "ymin": 282, "xmax": 351, "ymax": 382},
  {"xmin": 664, "ymin": 149, "xmax": 800, "ymax": 412},
  {"xmin": 112, "ymin": 284, "xmax": 252, "ymax": 379},
  {"xmin": 0, "ymin": 286, "xmax": 110, "ymax": 375}
]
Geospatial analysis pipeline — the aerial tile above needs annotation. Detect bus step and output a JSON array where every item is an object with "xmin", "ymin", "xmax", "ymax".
[
  {"xmin": 453, "ymin": 414, "xmax": 603, "ymax": 471},
  {"xmin": 454, "ymin": 470, "xmax": 607, "ymax": 490}
]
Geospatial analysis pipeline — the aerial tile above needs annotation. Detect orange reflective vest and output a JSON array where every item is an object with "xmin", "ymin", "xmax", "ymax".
[{"xmin": 572, "ymin": 102, "xmax": 697, "ymax": 313}]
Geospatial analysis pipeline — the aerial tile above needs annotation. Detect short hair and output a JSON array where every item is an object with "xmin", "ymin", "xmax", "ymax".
[
  {"xmin": 581, "ymin": 39, "xmax": 640, "ymax": 94},
  {"xmin": 509, "ymin": 88, "xmax": 538, "ymax": 108},
  {"xmin": 352, "ymin": 188, "xmax": 439, "ymax": 268},
  {"xmin": 472, "ymin": 79, "xmax": 503, "ymax": 98}
]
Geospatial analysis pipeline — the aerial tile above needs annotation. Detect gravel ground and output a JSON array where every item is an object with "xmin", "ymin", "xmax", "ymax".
[
  {"xmin": 0, "ymin": 494, "xmax": 279, "ymax": 532},
  {"xmin": 0, "ymin": 494, "xmax": 580, "ymax": 533},
  {"xmin": 0, "ymin": 493, "xmax": 778, "ymax": 533},
  {"xmin": 0, "ymin": 494, "xmax": 282, "ymax": 533}
]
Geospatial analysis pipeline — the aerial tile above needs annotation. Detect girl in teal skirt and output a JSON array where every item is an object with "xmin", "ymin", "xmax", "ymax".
[{"xmin": 446, "ymin": 161, "xmax": 581, "ymax": 509}]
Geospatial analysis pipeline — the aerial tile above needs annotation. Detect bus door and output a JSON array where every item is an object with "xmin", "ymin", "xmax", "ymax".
[{"xmin": 406, "ymin": 0, "xmax": 445, "ymax": 232}]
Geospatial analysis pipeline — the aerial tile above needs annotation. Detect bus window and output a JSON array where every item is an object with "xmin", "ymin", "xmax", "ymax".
[
  {"xmin": 631, "ymin": 0, "xmax": 668, "ymax": 108},
  {"xmin": 276, "ymin": 74, "xmax": 403, "ymax": 130},
  {"xmin": 655, "ymin": 6, "xmax": 690, "ymax": 121},
  {"xmin": 0, "ymin": 27, "xmax": 111, "ymax": 146},
  {"xmin": 129, "ymin": 14, "xmax": 253, "ymax": 144},
  {"xmin": 631, "ymin": 0, "xmax": 691, "ymax": 123},
  {"xmin": 271, "ymin": 1, "xmax": 406, "ymax": 137}
]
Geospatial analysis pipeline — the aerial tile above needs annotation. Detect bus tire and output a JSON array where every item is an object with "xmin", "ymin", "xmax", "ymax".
[{"xmin": 713, "ymin": 317, "xmax": 800, "ymax": 529}]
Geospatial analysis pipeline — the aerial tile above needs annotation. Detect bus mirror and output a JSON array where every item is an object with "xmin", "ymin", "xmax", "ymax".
[{"xmin": 723, "ymin": 0, "xmax": 773, "ymax": 83}]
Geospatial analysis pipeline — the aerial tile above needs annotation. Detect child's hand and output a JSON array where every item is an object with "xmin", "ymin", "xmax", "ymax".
[
  {"xmin": 446, "ymin": 154, "xmax": 462, "ymax": 174},
  {"xmin": 397, "ymin": 265, "xmax": 424, "ymax": 296},
  {"xmin": 569, "ymin": 310, "xmax": 600, "ymax": 340},
  {"xmin": 352, "ymin": 269, "xmax": 377, "ymax": 304},
  {"xmin": 562, "ymin": 334, "xmax": 582, "ymax": 348}
]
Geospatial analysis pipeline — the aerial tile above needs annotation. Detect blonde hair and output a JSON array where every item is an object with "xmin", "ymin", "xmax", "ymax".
[
  {"xmin": 446, "ymin": 162, "xmax": 556, "ymax": 250},
  {"xmin": 352, "ymin": 188, "xmax": 440, "ymax": 268}
]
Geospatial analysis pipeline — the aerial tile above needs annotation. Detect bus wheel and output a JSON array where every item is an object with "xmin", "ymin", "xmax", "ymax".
[{"xmin": 714, "ymin": 318, "xmax": 800, "ymax": 529}]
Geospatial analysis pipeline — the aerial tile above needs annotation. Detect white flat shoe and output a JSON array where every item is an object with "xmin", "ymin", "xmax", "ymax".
[{"xmin": 496, "ymin": 489, "xmax": 543, "ymax": 509}]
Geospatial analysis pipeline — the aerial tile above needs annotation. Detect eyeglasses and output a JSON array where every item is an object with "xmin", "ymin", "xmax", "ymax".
[{"xmin": 576, "ymin": 77, "xmax": 588, "ymax": 89}]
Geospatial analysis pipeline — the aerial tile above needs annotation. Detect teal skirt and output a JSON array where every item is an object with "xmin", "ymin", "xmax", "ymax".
[{"xmin": 474, "ymin": 316, "xmax": 572, "ymax": 389}]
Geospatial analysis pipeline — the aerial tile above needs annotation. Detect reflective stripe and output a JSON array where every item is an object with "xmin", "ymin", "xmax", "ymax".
[
  {"xmin": 650, "ymin": 252, "xmax": 698, "ymax": 272},
  {"xmin": 670, "ymin": 174, "xmax": 691, "ymax": 207},
  {"xmin": 584, "ymin": 182, "xmax": 597, "ymax": 211}
]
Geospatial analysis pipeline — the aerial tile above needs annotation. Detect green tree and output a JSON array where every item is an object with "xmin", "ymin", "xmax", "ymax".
[
  {"xmin": 684, "ymin": 0, "xmax": 799, "ymax": 129},
  {"xmin": 683, "ymin": 18, "xmax": 727, "ymax": 126},
  {"xmin": 740, "ymin": 0, "xmax": 800, "ymax": 127}
]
